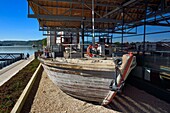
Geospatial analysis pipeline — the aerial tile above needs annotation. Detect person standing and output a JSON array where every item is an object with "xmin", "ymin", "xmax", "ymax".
[{"xmin": 27, "ymin": 53, "xmax": 30, "ymax": 59}]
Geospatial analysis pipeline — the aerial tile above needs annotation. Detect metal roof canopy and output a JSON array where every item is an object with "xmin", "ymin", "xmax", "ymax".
[{"xmin": 28, "ymin": 0, "xmax": 170, "ymax": 36}]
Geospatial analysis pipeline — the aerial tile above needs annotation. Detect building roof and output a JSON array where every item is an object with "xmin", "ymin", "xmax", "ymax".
[{"xmin": 28, "ymin": 0, "xmax": 170, "ymax": 33}]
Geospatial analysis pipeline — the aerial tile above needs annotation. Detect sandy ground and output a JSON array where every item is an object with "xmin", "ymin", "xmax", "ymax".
[
  {"xmin": 22, "ymin": 71, "xmax": 118, "ymax": 113},
  {"xmin": 22, "ymin": 71, "xmax": 170, "ymax": 113},
  {"xmin": 109, "ymin": 85, "xmax": 170, "ymax": 113}
]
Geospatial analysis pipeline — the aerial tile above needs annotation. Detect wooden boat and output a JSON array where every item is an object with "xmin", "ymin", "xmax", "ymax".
[{"xmin": 39, "ymin": 53, "xmax": 136, "ymax": 105}]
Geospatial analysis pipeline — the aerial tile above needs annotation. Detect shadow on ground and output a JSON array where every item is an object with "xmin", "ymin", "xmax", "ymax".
[
  {"xmin": 20, "ymin": 67, "xmax": 43, "ymax": 113},
  {"xmin": 107, "ymin": 84, "xmax": 170, "ymax": 113}
]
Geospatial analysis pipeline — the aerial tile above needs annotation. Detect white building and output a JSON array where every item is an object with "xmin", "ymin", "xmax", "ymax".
[
  {"xmin": 47, "ymin": 31, "xmax": 56, "ymax": 47},
  {"xmin": 56, "ymin": 31, "xmax": 78, "ymax": 44},
  {"xmin": 136, "ymin": 42, "xmax": 156, "ymax": 51}
]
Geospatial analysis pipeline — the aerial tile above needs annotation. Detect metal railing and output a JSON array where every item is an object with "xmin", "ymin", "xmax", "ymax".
[
  {"xmin": 0, "ymin": 53, "xmax": 24, "ymax": 69},
  {"xmin": 62, "ymin": 44, "xmax": 89, "ymax": 58}
]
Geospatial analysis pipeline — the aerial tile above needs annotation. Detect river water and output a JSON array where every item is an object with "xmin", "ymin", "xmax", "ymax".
[
  {"xmin": 0, "ymin": 45, "xmax": 42, "ymax": 55},
  {"xmin": 0, "ymin": 46, "xmax": 42, "ymax": 65}
]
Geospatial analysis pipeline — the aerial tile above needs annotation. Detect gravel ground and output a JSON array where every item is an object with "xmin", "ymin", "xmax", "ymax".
[
  {"xmin": 109, "ymin": 84, "xmax": 170, "ymax": 113},
  {"xmin": 22, "ymin": 71, "xmax": 118, "ymax": 113},
  {"xmin": 22, "ymin": 71, "xmax": 170, "ymax": 113}
]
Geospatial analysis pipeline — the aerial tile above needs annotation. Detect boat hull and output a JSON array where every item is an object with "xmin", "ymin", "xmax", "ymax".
[{"xmin": 42, "ymin": 64, "xmax": 114, "ymax": 103}]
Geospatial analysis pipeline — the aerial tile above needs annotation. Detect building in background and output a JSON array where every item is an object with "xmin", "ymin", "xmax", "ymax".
[{"xmin": 47, "ymin": 31, "xmax": 56, "ymax": 48}]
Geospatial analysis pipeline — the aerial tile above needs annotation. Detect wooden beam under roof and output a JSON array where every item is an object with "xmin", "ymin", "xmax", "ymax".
[{"xmin": 28, "ymin": 0, "xmax": 170, "ymax": 31}]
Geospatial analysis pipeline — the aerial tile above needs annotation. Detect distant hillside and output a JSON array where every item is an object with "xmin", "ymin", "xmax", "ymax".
[{"xmin": 0, "ymin": 38, "xmax": 47, "ymax": 46}]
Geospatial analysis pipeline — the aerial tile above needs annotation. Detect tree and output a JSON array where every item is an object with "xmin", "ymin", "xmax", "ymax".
[
  {"xmin": 42, "ymin": 38, "xmax": 47, "ymax": 46},
  {"xmin": 113, "ymin": 42, "xmax": 120, "ymax": 46}
]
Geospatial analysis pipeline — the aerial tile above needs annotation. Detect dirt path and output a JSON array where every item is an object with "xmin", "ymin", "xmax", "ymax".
[
  {"xmin": 22, "ymin": 71, "xmax": 118, "ymax": 113},
  {"xmin": 22, "ymin": 70, "xmax": 170, "ymax": 113}
]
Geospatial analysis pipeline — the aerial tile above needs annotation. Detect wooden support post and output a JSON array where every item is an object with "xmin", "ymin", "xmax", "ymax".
[
  {"xmin": 142, "ymin": 0, "xmax": 147, "ymax": 80},
  {"xmin": 81, "ymin": 18, "xmax": 85, "ymax": 58}
]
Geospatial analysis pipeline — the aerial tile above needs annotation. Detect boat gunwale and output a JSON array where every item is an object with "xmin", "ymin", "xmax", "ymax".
[{"xmin": 39, "ymin": 57, "xmax": 115, "ymax": 71}]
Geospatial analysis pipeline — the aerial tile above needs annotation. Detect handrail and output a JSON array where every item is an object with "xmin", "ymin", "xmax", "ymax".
[{"xmin": 61, "ymin": 44, "xmax": 89, "ymax": 46}]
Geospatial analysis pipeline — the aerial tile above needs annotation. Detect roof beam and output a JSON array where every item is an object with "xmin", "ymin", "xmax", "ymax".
[
  {"xmin": 40, "ymin": 27, "xmax": 136, "ymax": 34},
  {"xmin": 31, "ymin": 1, "xmax": 52, "ymax": 15},
  {"xmin": 129, "ymin": 7, "xmax": 170, "ymax": 26},
  {"xmin": 114, "ymin": 7, "xmax": 170, "ymax": 31},
  {"xmin": 28, "ymin": 14, "xmax": 122, "ymax": 23},
  {"xmin": 43, "ymin": 34, "xmax": 89, "ymax": 37},
  {"xmin": 103, "ymin": 0, "xmax": 138, "ymax": 18},
  {"xmin": 113, "ymin": 30, "xmax": 170, "ymax": 39},
  {"xmin": 146, "ymin": 23, "xmax": 170, "ymax": 27},
  {"xmin": 29, "ymin": 0, "xmax": 119, "ymax": 7},
  {"xmin": 83, "ymin": 0, "xmax": 139, "ymax": 28}
]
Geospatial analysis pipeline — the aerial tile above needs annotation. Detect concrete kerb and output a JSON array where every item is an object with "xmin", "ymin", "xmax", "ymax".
[{"xmin": 11, "ymin": 63, "xmax": 43, "ymax": 113}]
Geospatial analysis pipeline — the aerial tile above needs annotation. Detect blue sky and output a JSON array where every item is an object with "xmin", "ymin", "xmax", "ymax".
[
  {"xmin": 87, "ymin": 25, "xmax": 170, "ymax": 43},
  {"xmin": 112, "ymin": 25, "xmax": 170, "ymax": 42},
  {"xmin": 0, "ymin": 0, "xmax": 169, "ymax": 42},
  {"xmin": 0, "ymin": 0, "xmax": 42, "ymax": 41}
]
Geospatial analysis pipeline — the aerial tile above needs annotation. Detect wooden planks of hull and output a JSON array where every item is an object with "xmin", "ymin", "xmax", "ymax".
[{"xmin": 42, "ymin": 64, "xmax": 114, "ymax": 103}]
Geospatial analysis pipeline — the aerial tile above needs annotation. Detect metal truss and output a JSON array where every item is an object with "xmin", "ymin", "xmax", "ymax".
[
  {"xmin": 28, "ymin": 14, "xmax": 122, "ymax": 23},
  {"xmin": 28, "ymin": 0, "xmax": 170, "ymax": 38}
]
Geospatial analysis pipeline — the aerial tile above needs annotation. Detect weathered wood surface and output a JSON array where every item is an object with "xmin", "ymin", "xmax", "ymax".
[
  {"xmin": 39, "ymin": 57, "xmax": 117, "ymax": 103},
  {"xmin": 39, "ymin": 57, "xmax": 115, "ymax": 71},
  {"xmin": 39, "ymin": 55, "xmax": 137, "ymax": 104}
]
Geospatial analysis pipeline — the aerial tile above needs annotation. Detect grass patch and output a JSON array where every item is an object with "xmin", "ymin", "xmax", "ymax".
[{"xmin": 0, "ymin": 59, "xmax": 40, "ymax": 113}]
